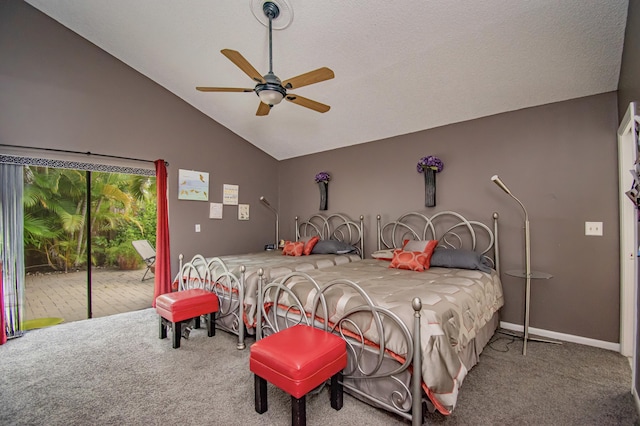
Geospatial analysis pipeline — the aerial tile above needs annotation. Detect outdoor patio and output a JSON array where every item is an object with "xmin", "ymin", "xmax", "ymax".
[{"xmin": 25, "ymin": 267, "xmax": 155, "ymax": 325}]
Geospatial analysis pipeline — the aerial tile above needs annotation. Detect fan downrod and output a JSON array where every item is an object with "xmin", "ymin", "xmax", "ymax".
[{"xmin": 255, "ymin": 1, "xmax": 285, "ymax": 106}]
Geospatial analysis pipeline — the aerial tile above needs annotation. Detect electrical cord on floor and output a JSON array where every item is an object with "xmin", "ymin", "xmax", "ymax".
[{"xmin": 487, "ymin": 330, "xmax": 518, "ymax": 353}]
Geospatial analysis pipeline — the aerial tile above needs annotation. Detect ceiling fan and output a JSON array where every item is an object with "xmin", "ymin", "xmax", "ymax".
[{"xmin": 196, "ymin": 1, "xmax": 334, "ymax": 116}]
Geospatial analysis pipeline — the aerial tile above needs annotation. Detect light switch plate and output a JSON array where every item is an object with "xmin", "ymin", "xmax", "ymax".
[
  {"xmin": 585, "ymin": 221, "xmax": 603, "ymax": 236},
  {"xmin": 195, "ymin": 224, "xmax": 201, "ymax": 233}
]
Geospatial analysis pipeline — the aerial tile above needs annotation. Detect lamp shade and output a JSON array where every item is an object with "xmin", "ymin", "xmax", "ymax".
[
  {"xmin": 259, "ymin": 196, "xmax": 273, "ymax": 208},
  {"xmin": 258, "ymin": 89, "xmax": 284, "ymax": 105},
  {"xmin": 491, "ymin": 175, "xmax": 512, "ymax": 195}
]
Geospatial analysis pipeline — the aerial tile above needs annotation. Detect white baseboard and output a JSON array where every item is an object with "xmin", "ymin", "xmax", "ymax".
[{"xmin": 499, "ymin": 321, "xmax": 620, "ymax": 352}]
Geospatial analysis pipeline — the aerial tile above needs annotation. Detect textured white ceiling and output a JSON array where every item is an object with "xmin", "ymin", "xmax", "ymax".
[{"xmin": 25, "ymin": 0, "xmax": 628, "ymax": 160}]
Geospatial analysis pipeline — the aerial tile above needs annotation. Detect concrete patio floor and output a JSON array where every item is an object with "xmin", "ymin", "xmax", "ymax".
[{"xmin": 25, "ymin": 267, "xmax": 155, "ymax": 325}]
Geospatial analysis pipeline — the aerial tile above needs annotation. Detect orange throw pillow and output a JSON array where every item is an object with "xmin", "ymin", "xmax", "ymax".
[
  {"xmin": 282, "ymin": 241, "xmax": 304, "ymax": 256},
  {"xmin": 402, "ymin": 239, "xmax": 438, "ymax": 268},
  {"xmin": 389, "ymin": 249, "xmax": 429, "ymax": 272},
  {"xmin": 303, "ymin": 236, "xmax": 320, "ymax": 255}
]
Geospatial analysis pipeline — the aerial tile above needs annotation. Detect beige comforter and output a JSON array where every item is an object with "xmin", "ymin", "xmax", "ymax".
[
  {"xmin": 263, "ymin": 259, "xmax": 504, "ymax": 414},
  {"xmin": 207, "ymin": 251, "xmax": 362, "ymax": 330}
]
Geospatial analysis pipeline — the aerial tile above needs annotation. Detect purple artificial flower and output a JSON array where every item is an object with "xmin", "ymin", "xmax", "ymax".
[
  {"xmin": 417, "ymin": 156, "xmax": 444, "ymax": 173},
  {"xmin": 315, "ymin": 171, "xmax": 331, "ymax": 183}
]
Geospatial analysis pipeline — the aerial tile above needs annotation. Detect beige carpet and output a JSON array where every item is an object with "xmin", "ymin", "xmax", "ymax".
[{"xmin": 0, "ymin": 308, "xmax": 637, "ymax": 425}]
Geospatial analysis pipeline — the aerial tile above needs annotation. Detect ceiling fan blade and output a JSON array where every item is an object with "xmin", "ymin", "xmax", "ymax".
[
  {"xmin": 221, "ymin": 49, "xmax": 265, "ymax": 84},
  {"xmin": 256, "ymin": 102, "xmax": 271, "ymax": 116},
  {"xmin": 285, "ymin": 94, "xmax": 331, "ymax": 113},
  {"xmin": 282, "ymin": 67, "xmax": 335, "ymax": 90},
  {"xmin": 196, "ymin": 87, "xmax": 254, "ymax": 92}
]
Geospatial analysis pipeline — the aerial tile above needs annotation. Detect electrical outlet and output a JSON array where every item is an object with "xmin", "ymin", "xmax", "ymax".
[
  {"xmin": 195, "ymin": 224, "xmax": 201, "ymax": 233},
  {"xmin": 585, "ymin": 221, "xmax": 603, "ymax": 236}
]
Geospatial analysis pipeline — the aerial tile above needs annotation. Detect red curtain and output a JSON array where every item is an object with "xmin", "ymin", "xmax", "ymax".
[
  {"xmin": 153, "ymin": 160, "xmax": 172, "ymax": 307},
  {"xmin": 0, "ymin": 262, "xmax": 5, "ymax": 345}
]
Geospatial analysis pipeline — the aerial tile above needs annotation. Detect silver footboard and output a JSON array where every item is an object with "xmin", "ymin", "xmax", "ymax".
[
  {"xmin": 176, "ymin": 254, "xmax": 247, "ymax": 350},
  {"xmin": 257, "ymin": 270, "xmax": 424, "ymax": 426}
]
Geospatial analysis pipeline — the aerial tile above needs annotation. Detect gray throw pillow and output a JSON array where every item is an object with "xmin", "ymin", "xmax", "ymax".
[
  {"xmin": 430, "ymin": 248, "xmax": 492, "ymax": 273},
  {"xmin": 311, "ymin": 240, "xmax": 356, "ymax": 255}
]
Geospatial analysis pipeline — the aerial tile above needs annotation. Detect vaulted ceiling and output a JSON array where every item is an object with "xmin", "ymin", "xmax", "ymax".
[{"xmin": 25, "ymin": 0, "xmax": 629, "ymax": 160}]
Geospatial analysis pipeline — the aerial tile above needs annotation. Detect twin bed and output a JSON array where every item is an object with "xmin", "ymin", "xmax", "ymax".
[
  {"xmin": 174, "ymin": 213, "xmax": 364, "ymax": 349},
  {"xmin": 173, "ymin": 211, "xmax": 504, "ymax": 424}
]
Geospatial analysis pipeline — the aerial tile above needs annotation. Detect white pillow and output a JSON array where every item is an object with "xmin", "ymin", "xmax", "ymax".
[
  {"xmin": 403, "ymin": 240, "xmax": 437, "ymax": 252},
  {"xmin": 371, "ymin": 249, "xmax": 394, "ymax": 261}
]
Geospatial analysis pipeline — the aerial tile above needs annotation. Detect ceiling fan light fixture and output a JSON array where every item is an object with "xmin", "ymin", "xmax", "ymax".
[
  {"xmin": 256, "ymin": 77, "xmax": 286, "ymax": 106},
  {"xmin": 258, "ymin": 88, "xmax": 284, "ymax": 105}
]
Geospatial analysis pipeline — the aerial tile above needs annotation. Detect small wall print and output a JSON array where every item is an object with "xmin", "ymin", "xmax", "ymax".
[
  {"xmin": 209, "ymin": 202, "xmax": 223, "ymax": 219},
  {"xmin": 178, "ymin": 169, "xmax": 209, "ymax": 201},
  {"xmin": 223, "ymin": 184, "xmax": 239, "ymax": 205},
  {"xmin": 238, "ymin": 204, "xmax": 249, "ymax": 220}
]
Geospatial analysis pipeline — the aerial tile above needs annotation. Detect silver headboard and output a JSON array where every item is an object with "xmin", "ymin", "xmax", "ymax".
[
  {"xmin": 295, "ymin": 213, "xmax": 365, "ymax": 259},
  {"xmin": 376, "ymin": 211, "xmax": 500, "ymax": 274}
]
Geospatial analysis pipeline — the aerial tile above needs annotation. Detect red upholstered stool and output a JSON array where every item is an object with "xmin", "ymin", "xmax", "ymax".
[
  {"xmin": 155, "ymin": 289, "xmax": 219, "ymax": 348},
  {"xmin": 250, "ymin": 324, "xmax": 347, "ymax": 426}
]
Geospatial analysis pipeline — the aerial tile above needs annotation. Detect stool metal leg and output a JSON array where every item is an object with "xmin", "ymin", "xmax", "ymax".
[
  {"xmin": 292, "ymin": 395, "xmax": 306, "ymax": 426},
  {"xmin": 207, "ymin": 312, "xmax": 216, "ymax": 337},
  {"xmin": 159, "ymin": 317, "xmax": 167, "ymax": 339},
  {"xmin": 330, "ymin": 372, "xmax": 344, "ymax": 410},
  {"xmin": 171, "ymin": 321, "xmax": 182, "ymax": 349},
  {"xmin": 254, "ymin": 375, "xmax": 268, "ymax": 414}
]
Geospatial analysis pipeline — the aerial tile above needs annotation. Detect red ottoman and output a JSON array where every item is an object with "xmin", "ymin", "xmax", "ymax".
[
  {"xmin": 250, "ymin": 325, "xmax": 347, "ymax": 426},
  {"xmin": 155, "ymin": 288, "xmax": 219, "ymax": 348}
]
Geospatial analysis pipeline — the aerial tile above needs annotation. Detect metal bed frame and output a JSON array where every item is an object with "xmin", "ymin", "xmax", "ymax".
[
  {"xmin": 377, "ymin": 210, "xmax": 500, "ymax": 274},
  {"xmin": 295, "ymin": 213, "xmax": 365, "ymax": 259},
  {"xmin": 174, "ymin": 213, "xmax": 366, "ymax": 349},
  {"xmin": 175, "ymin": 254, "xmax": 247, "ymax": 349},
  {"xmin": 256, "ymin": 211, "xmax": 500, "ymax": 425}
]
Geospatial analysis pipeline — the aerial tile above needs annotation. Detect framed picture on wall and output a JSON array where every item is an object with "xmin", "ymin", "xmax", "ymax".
[
  {"xmin": 178, "ymin": 169, "xmax": 209, "ymax": 201},
  {"xmin": 238, "ymin": 204, "xmax": 249, "ymax": 220},
  {"xmin": 223, "ymin": 184, "xmax": 239, "ymax": 205}
]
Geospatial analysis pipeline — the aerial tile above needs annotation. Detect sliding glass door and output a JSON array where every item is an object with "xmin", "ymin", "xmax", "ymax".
[
  {"xmin": 22, "ymin": 165, "xmax": 156, "ymax": 323},
  {"xmin": 1, "ymin": 153, "xmax": 158, "ymax": 335}
]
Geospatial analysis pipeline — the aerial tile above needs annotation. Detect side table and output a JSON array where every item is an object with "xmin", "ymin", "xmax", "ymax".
[{"xmin": 503, "ymin": 269, "xmax": 561, "ymax": 355}]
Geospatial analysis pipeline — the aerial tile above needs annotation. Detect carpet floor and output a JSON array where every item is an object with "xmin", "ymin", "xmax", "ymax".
[{"xmin": 0, "ymin": 308, "xmax": 638, "ymax": 425}]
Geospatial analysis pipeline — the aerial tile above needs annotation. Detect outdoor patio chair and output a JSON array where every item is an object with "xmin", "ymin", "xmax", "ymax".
[{"xmin": 132, "ymin": 240, "xmax": 156, "ymax": 281}]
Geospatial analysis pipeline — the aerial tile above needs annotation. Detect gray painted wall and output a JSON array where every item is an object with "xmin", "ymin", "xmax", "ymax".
[
  {"xmin": 618, "ymin": 0, "xmax": 640, "ymax": 117},
  {"xmin": 0, "ymin": 1, "xmax": 627, "ymax": 343},
  {"xmin": 279, "ymin": 93, "xmax": 621, "ymax": 343},
  {"xmin": 0, "ymin": 2, "xmax": 279, "ymax": 274}
]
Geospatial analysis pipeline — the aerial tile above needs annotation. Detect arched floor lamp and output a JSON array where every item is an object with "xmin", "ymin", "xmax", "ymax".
[
  {"xmin": 259, "ymin": 196, "xmax": 279, "ymax": 249},
  {"xmin": 491, "ymin": 175, "xmax": 559, "ymax": 355}
]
